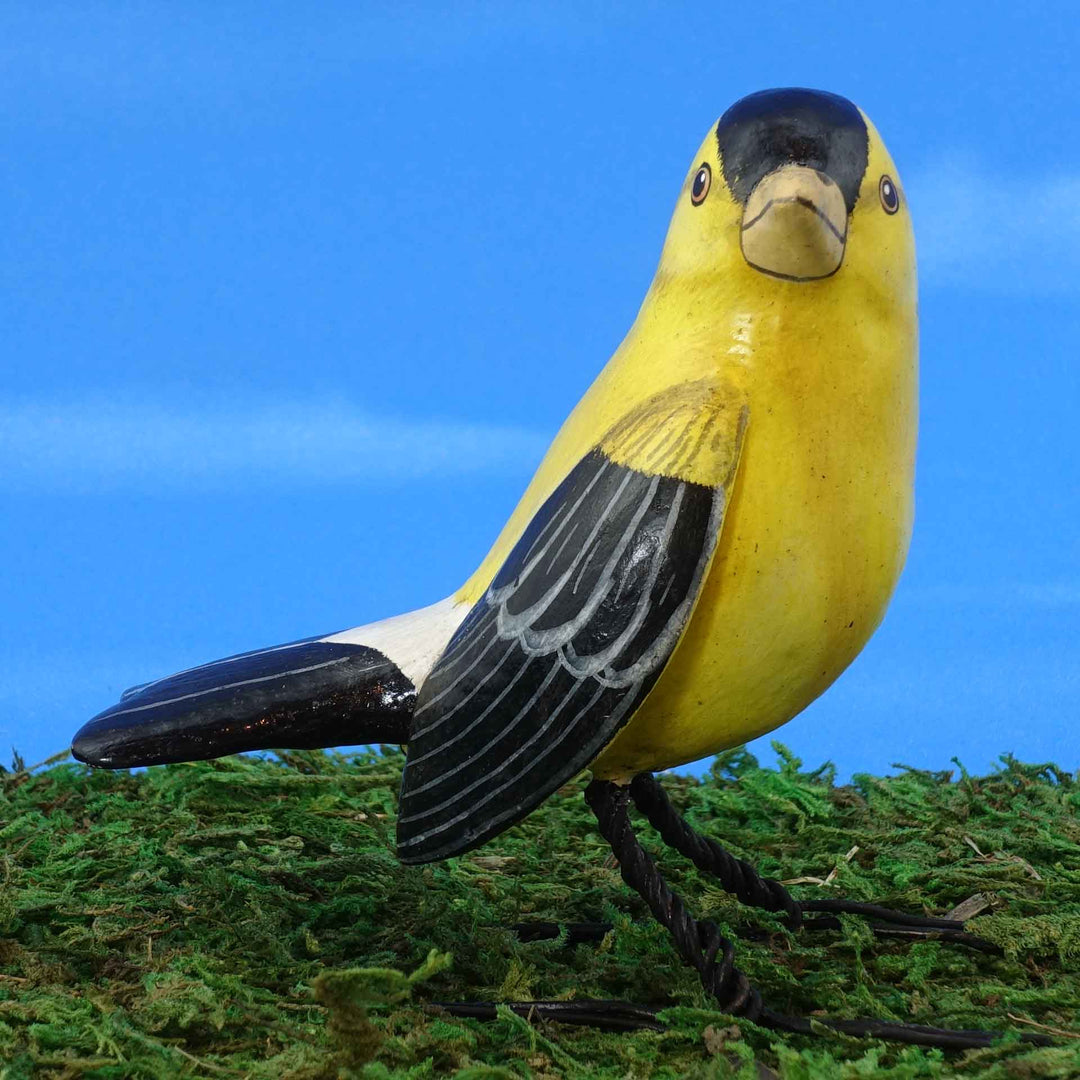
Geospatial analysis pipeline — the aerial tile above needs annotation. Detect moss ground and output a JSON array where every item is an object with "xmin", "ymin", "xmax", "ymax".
[{"xmin": 1, "ymin": 744, "xmax": 1078, "ymax": 1078}]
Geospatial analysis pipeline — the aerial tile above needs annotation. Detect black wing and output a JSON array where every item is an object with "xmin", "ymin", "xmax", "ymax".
[{"xmin": 396, "ymin": 447, "xmax": 728, "ymax": 863}]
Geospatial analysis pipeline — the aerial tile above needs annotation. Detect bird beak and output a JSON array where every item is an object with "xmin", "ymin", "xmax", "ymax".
[{"xmin": 740, "ymin": 165, "xmax": 848, "ymax": 281}]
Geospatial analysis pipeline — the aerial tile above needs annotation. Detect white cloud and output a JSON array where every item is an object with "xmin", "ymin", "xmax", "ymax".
[
  {"xmin": 0, "ymin": 399, "xmax": 551, "ymax": 493},
  {"xmin": 905, "ymin": 158, "xmax": 1080, "ymax": 293}
]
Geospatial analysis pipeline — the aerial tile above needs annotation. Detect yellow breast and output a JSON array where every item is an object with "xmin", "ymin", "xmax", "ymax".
[{"xmin": 592, "ymin": 275, "xmax": 917, "ymax": 778}]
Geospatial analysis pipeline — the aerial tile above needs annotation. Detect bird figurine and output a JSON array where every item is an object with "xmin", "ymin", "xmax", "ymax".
[{"xmin": 73, "ymin": 89, "xmax": 1030, "ymax": 1048}]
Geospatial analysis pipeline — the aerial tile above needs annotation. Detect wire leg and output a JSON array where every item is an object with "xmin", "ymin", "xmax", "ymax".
[
  {"xmin": 629, "ymin": 773, "xmax": 802, "ymax": 928},
  {"xmin": 583, "ymin": 777, "xmax": 1051, "ymax": 1050},
  {"xmin": 628, "ymin": 772, "xmax": 997, "ymax": 949},
  {"xmin": 585, "ymin": 778, "xmax": 762, "ymax": 1019}
]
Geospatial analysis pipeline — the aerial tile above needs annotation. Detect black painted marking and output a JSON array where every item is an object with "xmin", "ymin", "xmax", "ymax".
[
  {"xmin": 397, "ymin": 448, "xmax": 725, "ymax": 864},
  {"xmin": 716, "ymin": 88, "xmax": 869, "ymax": 215},
  {"xmin": 72, "ymin": 640, "xmax": 416, "ymax": 768}
]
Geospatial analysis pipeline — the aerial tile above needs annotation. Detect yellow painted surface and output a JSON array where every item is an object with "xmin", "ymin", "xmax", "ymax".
[{"xmin": 455, "ymin": 110, "xmax": 917, "ymax": 781}]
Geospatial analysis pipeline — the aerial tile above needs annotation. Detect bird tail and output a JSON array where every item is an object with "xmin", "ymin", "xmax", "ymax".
[{"xmin": 71, "ymin": 597, "xmax": 468, "ymax": 769}]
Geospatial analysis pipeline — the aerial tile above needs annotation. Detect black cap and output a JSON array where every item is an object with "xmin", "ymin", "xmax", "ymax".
[{"xmin": 716, "ymin": 88, "xmax": 869, "ymax": 214}]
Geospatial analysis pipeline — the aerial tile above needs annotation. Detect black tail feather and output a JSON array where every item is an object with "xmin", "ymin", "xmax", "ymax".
[{"xmin": 72, "ymin": 640, "xmax": 415, "ymax": 768}]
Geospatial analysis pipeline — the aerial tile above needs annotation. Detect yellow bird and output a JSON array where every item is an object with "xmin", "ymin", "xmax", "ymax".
[{"xmin": 75, "ymin": 88, "xmax": 982, "ymax": 1044}]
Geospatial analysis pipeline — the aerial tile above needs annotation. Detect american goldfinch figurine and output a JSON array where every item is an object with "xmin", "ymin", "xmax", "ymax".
[{"xmin": 75, "ymin": 89, "xmax": 1016, "ymax": 1048}]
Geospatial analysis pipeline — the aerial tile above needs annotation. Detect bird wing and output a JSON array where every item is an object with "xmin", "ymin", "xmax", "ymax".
[{"xmin": 397, "ymin": 377, "xmax": 748, "ymax": 863}]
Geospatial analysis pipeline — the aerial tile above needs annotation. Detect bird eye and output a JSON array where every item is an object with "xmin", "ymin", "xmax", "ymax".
[
  {"xmin": 690, "ymin": 163, "xmax": 711, "ymax": 206},
  {"xmin": 878, "ymin": 174, "xmax": 900, "ymax": 214}
]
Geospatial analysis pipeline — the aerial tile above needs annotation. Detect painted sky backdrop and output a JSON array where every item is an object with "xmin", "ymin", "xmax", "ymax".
[{"xmin": 2, "ymin": 2, "xmax": 1078, "ymax": 776}]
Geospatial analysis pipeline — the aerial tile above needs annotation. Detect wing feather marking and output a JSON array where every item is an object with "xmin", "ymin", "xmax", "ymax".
[
  {"xmin": 545, "ymin": 520, "xmax": 583, "ymax": 577},
  {"xmin": 409, "ymin": 616, "xmax": 503, "ymax": 715},
  {"xmin": 398, "ymin": 681, "xmax": 607, "ymax": 852},
  {"xmin": 656, "ymin": 571, "xmax": 676, "ymax": 609},
  {"xmin": 434, "ymin": 606, "xmax": 497, "ymax": 671},
  {"xmin": 410, "ymin": 637, "xmax": 518, "ymax": 732},
  {"xmin": 496, "ymin": 469, "xmax": 637, "ymax": 634},
  {"xmin": 601, "ymin": 379, "xmax": 746, "ymax": 487},
  {"xmin": 398, "ymin": 658, "xmax": 564, "ymax": 808},
  {"xmin": 558, "ymin": 482, "xmax": 686, "ymax": 683},
  {"xmin": 406, "ymin": 653, "xmax": 537, "ymax": 765},
  {"xmin": 500, "ymin": 458, "xmax": 612, "ymax": 589},
  {"xmin": 673, "ymin": 406, "xmax": 722, "ymax": 476},
  {"xmin": 514, "ymin": 472, "xmax": 579, "ymax": 567},
  {"xmin": 597, "ymin": 490, "xmax": 725, "ymax": 688},
  {"xmin": 502, "ymin": 474, "xmax": 659, "ymax": 654},
  {"xmin": 613, "ymin": 404, "xmax": 685, "ymax": 466}
]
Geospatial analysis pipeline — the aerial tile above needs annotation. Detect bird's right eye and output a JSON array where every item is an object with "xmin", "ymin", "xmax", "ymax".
[
  {"xmin": 879, "ymin": 174, "xmax": 900, "ymax": 214},
  {"xmin": 691, "ymin": 163, "xmax": 711, "ymax": 206}
]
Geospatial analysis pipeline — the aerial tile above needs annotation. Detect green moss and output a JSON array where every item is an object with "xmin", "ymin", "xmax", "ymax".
[{"xmin": 0, "ymin": 745, "xmax": 1077, "ymax": 1077}]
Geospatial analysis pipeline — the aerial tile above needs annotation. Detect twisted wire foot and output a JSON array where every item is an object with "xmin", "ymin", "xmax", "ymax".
[
  {"xmin": 585, "ymin": 779, "xmax": 761, "ymax": 1019},
  {"xmin": 581, "ymin": 774, "xmax": 1048, "ymax": 1049}
]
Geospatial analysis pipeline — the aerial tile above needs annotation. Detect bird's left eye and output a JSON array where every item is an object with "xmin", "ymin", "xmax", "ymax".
[
  {"xmin": 879, "ymin": 175, "xmax": 900, "ymax": 214},
  {"xmin": 691, "ymin": 163, "xmax": 711, "ymax": 206}
]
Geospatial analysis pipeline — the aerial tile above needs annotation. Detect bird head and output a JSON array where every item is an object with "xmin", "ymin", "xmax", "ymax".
[{"xmin": 656, "ymin": 88, "xmax": 914, "ymax": 301}]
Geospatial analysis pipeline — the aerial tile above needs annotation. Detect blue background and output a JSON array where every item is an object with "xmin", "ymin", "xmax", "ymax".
[{"xmin": 2, "ymin": 2, "xmax": 1077, "ymax": 777}]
